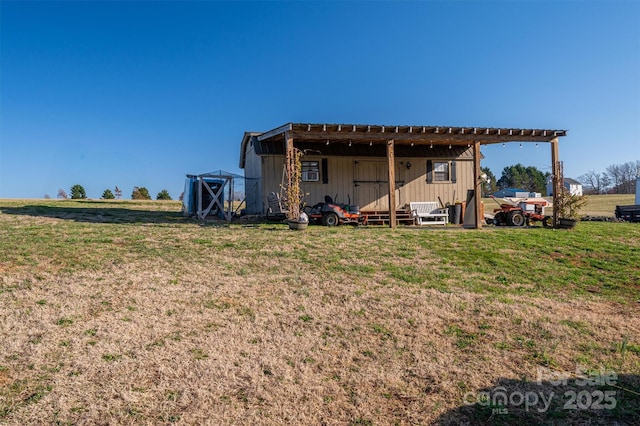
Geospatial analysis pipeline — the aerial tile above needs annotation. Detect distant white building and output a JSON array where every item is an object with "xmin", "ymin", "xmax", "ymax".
[{"xmin": 547, "ymin": 178, "xmax": 583, "ymax": 196}]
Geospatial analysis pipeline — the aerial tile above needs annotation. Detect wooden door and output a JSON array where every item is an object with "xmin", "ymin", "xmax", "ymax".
[{"xmin": 354, "ymin": 160, "xmax": 404, "ymax": 211}]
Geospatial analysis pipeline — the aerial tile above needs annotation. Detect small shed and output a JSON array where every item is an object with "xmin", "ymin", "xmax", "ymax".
[
  {"xmin": 547, "ymin": 178, "xmax": 583, "ymax": 196},
  {"xmin": 182, "ymin": 170, "xmax": 246, "ymax": 221}
]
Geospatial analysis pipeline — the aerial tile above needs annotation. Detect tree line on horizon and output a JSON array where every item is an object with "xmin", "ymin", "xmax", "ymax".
[
  {"xmin": 49, "ymin": 185, "xmax": 173, "ymax": 201},
  {"xmin": 480, "ymin": 160, "xmax": 639, "ymax": 197},
  {"xmin": 577, "ymin": 160, "xmax": 639, "ymax": 195},
  {"xmin": 480, "ymin": 164, "xmax": 549, "ymax": 196},
  {"xmin": 45, "ymin": 160, "xmax": 637, "ymax": 201}
]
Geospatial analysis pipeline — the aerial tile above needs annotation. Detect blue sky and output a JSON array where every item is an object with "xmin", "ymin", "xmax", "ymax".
[{"xmin": 1, "ymin": 0, "xmax": 638, "ymax": 199}]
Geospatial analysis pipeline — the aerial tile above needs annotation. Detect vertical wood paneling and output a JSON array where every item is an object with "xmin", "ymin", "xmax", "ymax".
[
  {"xmin": 299, "ymin": 156, "xmax": 355, "ymax": 206},
  {"xmin": 398, "ymin": 157, "xmax": 474, "ymax": 207},
  {"xmin": 261, "ymin": 156, "xmax": 285, "ymax": 213},
  {"xmin": 256, "ymin": 154, "xmax": 474, "ymax": 214},
  {"xmin": 243, "ymin": 139, "xmax": 263, "ymax": 214}
]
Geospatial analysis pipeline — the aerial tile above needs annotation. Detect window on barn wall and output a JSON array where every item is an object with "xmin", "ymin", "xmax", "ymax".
[
  {"xmin": 433, "ymin": 162, "xmax": 449, "ymax": 181},
  {"xmin": 426, "ymin": 160, "xmax": 457, "ymax": 183},
  {"xmin": 302, "ymin": 161, "xmax": 320, "ymax": 182}
]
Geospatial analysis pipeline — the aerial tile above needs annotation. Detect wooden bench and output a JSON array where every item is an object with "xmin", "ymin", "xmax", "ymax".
[{"xmin": 409, "ymin": 202, "xmax": 449, "ymax": 225}]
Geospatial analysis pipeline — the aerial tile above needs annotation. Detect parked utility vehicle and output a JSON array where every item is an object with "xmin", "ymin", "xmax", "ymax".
[
  {"xmin": 491, "ymin": 196, "xmax": 552, "ymax": 227},
  {"xmin": 304, "ymin": 196, "xmax": 365, "ymax": 226}
]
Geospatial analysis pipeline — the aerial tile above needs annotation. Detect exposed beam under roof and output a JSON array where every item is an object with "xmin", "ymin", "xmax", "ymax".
[{"xmin": 257, "ymin": 122, "xmax": 567, "ymax": 145}]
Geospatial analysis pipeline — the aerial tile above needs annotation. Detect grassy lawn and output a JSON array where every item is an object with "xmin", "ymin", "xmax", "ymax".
[
  {"xmin": 1, "ymin": 199, "xmax": 639, "ymax": 425},
  {"xmin": 583, "ymin": 194, "xmax": 636, "ymax": 217}
]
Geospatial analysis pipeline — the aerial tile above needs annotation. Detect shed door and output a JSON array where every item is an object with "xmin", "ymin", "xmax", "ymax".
[{"xmin": 353, "ymin": 160, "xmax": 404, "ymax": 211}]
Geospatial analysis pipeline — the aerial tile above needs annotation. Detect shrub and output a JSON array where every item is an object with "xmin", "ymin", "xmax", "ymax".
[
  {"xmin": 556, "ymin": 188, "xmax": 588, "ymax": 220},
  {"xmin": 70, "ymin": 184, "xmax": 87, "ymax": 199},
  {"xmin": 156, "ymin": 189, "xmax": 172, "ymax": 200},
  {"xmin": 132, "ymin": 186, "xmax": 151, "ymax": 200},
  {"xmin": 101, "ymin": 189, "xmax": 115, "ymax": 199}
]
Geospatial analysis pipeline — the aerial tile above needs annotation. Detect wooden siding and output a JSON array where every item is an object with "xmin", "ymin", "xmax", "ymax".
[
  {"xmin": 400, "ymin": 158, "xmax": 474, "ymax": 208},
  {"xmin": 301, "ymin": 156, "xmax": 354, "ymax": 206},
  {"xmin": 260, "ymin": 156, "xmax": 285, "ymax": 213},
  {"xmin": 259, "ymin": 154, "xmax": 474, "ymax": 213},
  {"xmin": 243, "ymin": 137, "xmax": 264, "ymax": 214}
]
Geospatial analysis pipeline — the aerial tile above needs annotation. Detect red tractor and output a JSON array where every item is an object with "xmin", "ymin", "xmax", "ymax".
[
  {"xmin": 304, "ymin": 195, "xmax": 366, "ymax": 226},
  {"xmin": 491, "ymin": 196, "xmax": 552, "ymax": 227}
]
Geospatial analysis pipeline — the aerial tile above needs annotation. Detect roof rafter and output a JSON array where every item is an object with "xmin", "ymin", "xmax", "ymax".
[{"xmin": 284, "ymin": 122, "xmax": 566, "ymax": 144}]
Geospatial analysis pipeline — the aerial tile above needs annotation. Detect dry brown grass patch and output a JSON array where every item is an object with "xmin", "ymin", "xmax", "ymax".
[
  {"xmin": 1, "ymin": 201, "xmax": 639, "ymax": 424},
  {"xmin": 2, "ymin": 262, "xmax": 638, "ymax": 424}
]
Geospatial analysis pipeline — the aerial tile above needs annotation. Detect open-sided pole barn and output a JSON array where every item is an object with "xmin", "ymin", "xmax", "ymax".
[{"xmin": 240, "ymin": 123, "xmax": 567, "ymax": 228}]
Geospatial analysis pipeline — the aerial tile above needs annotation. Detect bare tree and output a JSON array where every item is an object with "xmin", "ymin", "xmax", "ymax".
[
  {"xmin": 57, "ymin": 188, "xmax": 68, "ymax": 199},
  {"xmin": 601, "ymin": 173, "xmax": 611, "ymax": 193},
  {"xmin": 578, "ymin": 170, "xmax": 610, "ymax": 194},
  {"xmin": 606, "ymin": 161, "xmax": 640, "ymax": 194},
  {"xmin": 579, "ymin": 171, "xmax": 597, "ymax": 194}
]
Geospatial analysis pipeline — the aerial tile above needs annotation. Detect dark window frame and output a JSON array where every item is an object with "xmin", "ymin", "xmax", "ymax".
[
  {"xmin": 301, "ymin": 161, "xmax": 320, "ymax": 182},
  {"xmin": 426, "ymin": 160, "xmax": 457, "ymax": 184},
  {"xmin": 433, "ymin": 161, "xmax": 450, "ymax": 182}
]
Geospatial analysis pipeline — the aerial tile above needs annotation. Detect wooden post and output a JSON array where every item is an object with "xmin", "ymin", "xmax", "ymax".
[
  {"xmin": 197, "ymin": 176, "xmax": 203, "ymax": 219},
  {"xmin": 551, "ymin": 138, "xmax": 560, "ymax": 227},
  {"xmin": 473, "ymin": 141, "xmax": 482, "ymax": 229},
  {"xmin": 285, "ymin": 131, "xmax": 294, "ymax": 198},
  {"xmin": 387, "ymin": 140, "xmax": 396, "ymax": 229},
  {"xmin": 228, "ymin": 176, "xmax": 234, "ymax": 221}
]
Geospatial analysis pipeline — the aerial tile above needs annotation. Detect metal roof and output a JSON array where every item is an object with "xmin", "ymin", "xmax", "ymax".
[
  {"xmin": 240, "ymin": 122, "xmax": 567, "ymax": 168},
  {"xmin": 563, "ymin": 178, "xmax": 583, "ymax": 185},
  {"xmin": 261, "ymin": 123, "xmax": 566, "ymax": 143}
]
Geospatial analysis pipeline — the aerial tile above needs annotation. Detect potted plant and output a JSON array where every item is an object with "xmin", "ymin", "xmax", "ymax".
[
  {"xmin": 555, "ymin": 188, "xmax": 587, "ymax": 228},
  {"xmin": 284, "ymin": 147, "xmax": 308, "ymax": 230}
]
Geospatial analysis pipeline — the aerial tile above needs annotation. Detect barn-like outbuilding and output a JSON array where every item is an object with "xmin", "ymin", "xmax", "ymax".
[{"xmin": 240, "ymin": 123, "xmax": 567, "ymax": 228}]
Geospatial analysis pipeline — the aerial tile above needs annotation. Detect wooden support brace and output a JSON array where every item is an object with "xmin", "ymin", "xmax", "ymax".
[
  {"xmin": 387, "ymin": 140, "xmax": 396, "ymax": 229},
  {"xmin": 285, "ymin": 131, "xmax": 294, "ymax": 212},
  {"xmin": 473, "ymin": 141, "xmax": 482, "ymax": 229},
  {"xmin": 551, "ymin": 138, "xmax": 560, "ymax": 226}
]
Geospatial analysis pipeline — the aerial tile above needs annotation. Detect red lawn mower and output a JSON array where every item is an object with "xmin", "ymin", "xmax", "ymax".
[{"xmin": 304, "ymin": 195, "xmax": 366, "ymax": 226}]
